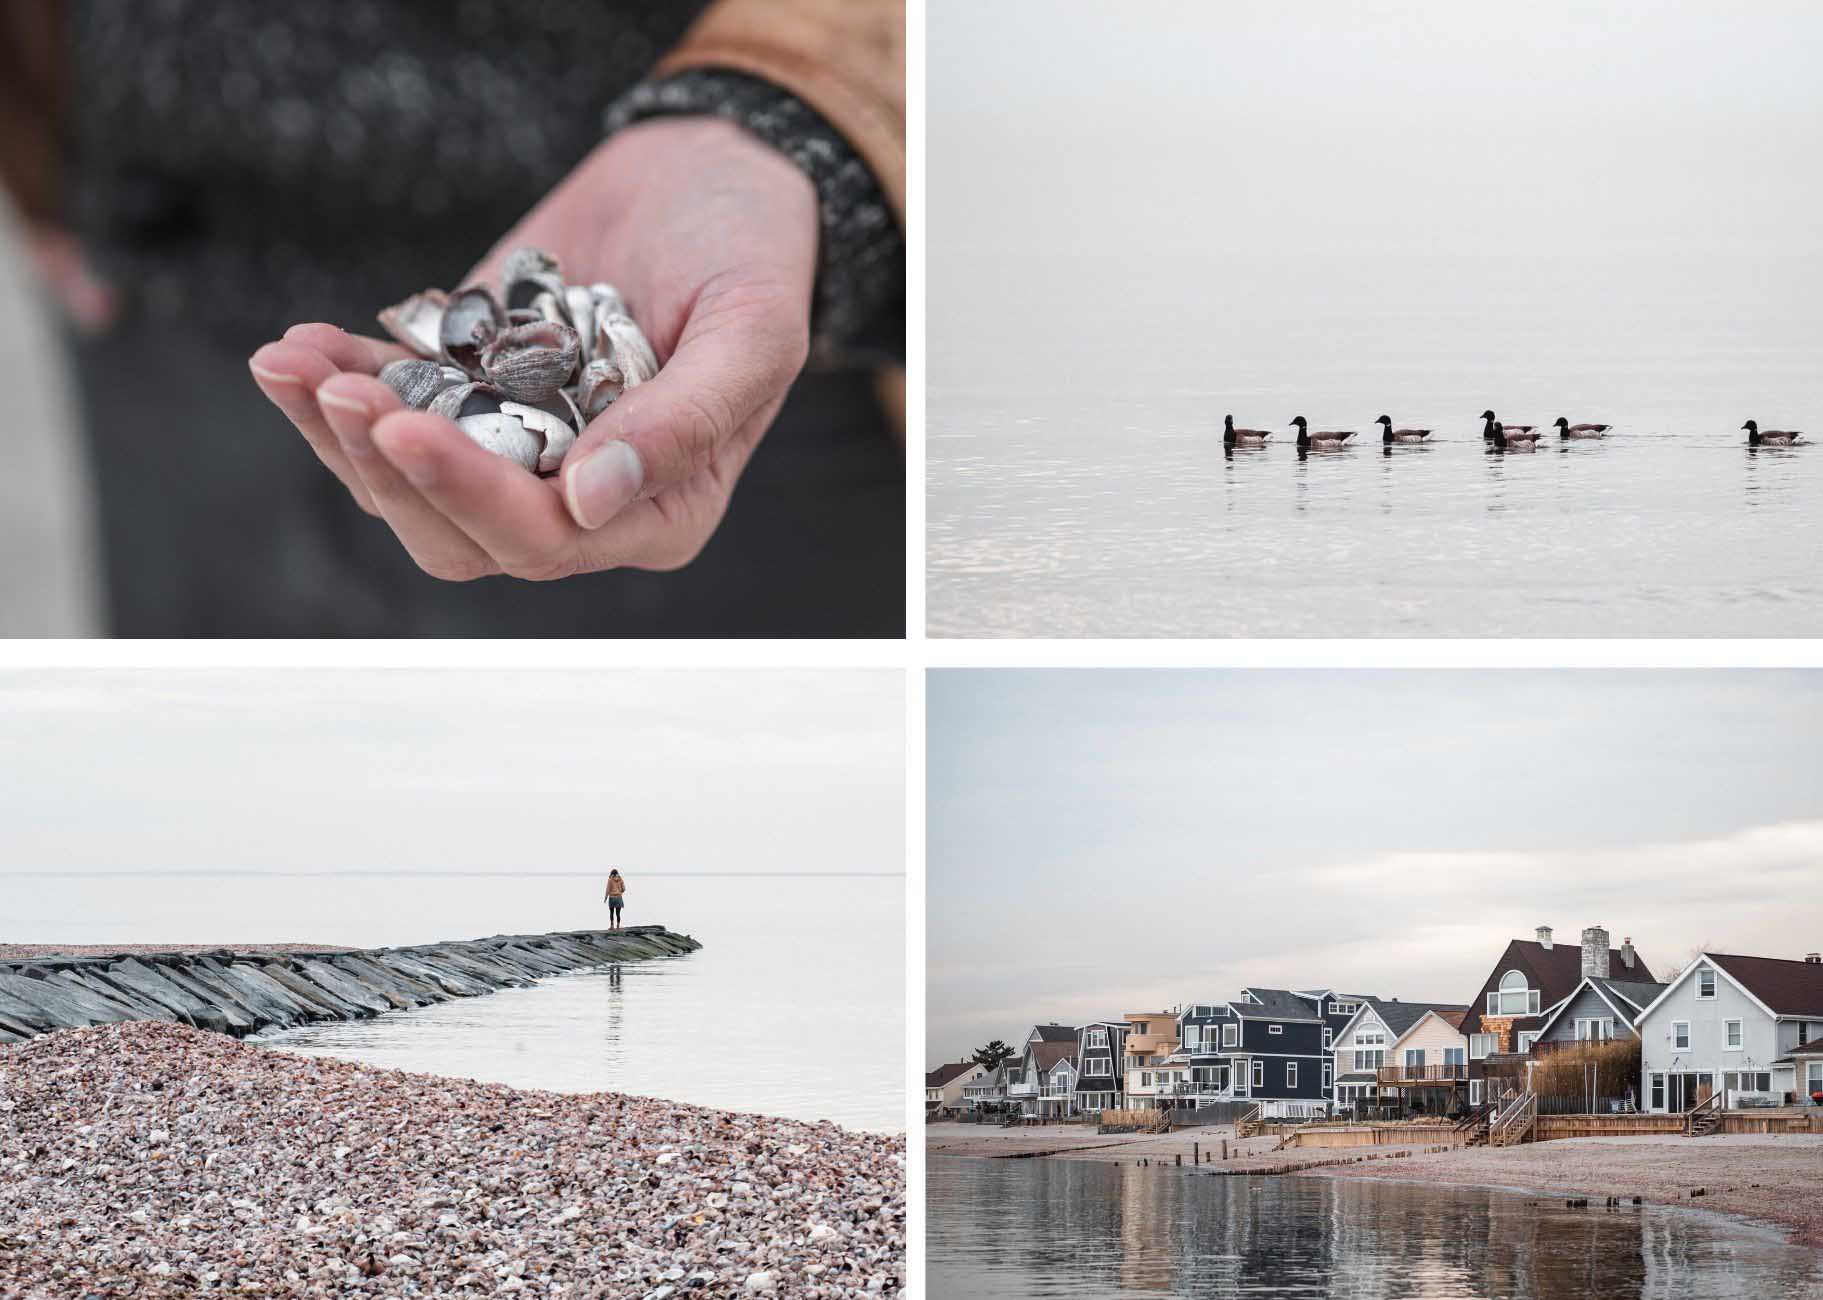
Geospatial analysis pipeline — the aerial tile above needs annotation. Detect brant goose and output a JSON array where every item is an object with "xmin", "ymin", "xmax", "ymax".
[
  {"xmin": 1489, "ymin": 422, "xmax": 1541, "ymax": 450},
  {"xmin": 1375, "ymin": 415, "xmax": 1431, "ymax": 444},
  {"xmin": 1743, "ymin": 420, "xmax": 1806, "ymax": 446},
  {"xmin": 1223, "ymin": 414, "xmax": 1272, "ymax": 446},
  {"xmin": 1290, "ymin": 416, "xmax": 1354, "ymax": 449},
  {"xmin": 1481, "ymin": 410, "xmax": 1536, "ymax": 441},
  {"xmin": 1554, "ymin": 417, "xmax": 1610, "ymax": 439}
]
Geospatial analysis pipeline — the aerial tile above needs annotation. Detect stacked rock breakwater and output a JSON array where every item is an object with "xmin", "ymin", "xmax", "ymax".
[
  {"xmin": 0, "ymin": 1021, "xmax": 906, "ymax": 1296},
  {"xmin": 0, "ymin": 927, "xmax": 698, "ymax": 1043}
]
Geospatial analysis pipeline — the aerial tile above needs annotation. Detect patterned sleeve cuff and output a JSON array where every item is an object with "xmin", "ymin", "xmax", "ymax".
[{"xmin": 605, "ymin": 69, "xmax": 904, "ymax": 368}]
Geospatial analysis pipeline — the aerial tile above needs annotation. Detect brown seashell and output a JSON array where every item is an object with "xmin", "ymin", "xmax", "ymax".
[
  {"xmin": 378, "ymin": 359, "xmax": 468, "ymax": 411},
  {"xmin": 439, "ymin": 287, "xmax": 505, "ymax": 377},
  {"xmin": 590, "ymin": 282, "xmax": 628, "ymax": 321},
  {"xmin": 479, "ymin": 320, "xmax": 580, "ymax": 404},
  {"xmin": 376, "ymin": 289, "xmax": 448, "ymax": 360},
  {"xmin": 576, "ymin": 357, "xmax": 624, "ymax": 420}
]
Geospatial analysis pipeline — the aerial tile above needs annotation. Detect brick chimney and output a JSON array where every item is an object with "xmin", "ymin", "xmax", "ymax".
[
  {"xmin": 1581, "ymin": 926, "xmax": 1611, "ymax": 979},
  {"xmin": 1536, "ymin": 926, "xmax": 1554, "ymax": 950},
  {"xmin": 1619, "ymin": 937, "xmax": 1637, "ymax": 971}
]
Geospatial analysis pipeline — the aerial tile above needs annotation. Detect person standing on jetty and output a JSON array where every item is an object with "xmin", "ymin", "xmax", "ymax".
[{"xmin": 604, "ymin": 869, "xmax": 626, "ymax": 930}]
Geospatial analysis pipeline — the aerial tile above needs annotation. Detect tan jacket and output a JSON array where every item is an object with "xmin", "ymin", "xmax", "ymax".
[{"xmin": 606, "ymin": 875, "xmax": 626, "ymax": 899}]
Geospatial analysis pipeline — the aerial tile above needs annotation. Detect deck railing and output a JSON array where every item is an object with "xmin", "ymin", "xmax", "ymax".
[{"xmin": 1375, "ymin": 1064, "xmax": 1469, "ymax": 1084}]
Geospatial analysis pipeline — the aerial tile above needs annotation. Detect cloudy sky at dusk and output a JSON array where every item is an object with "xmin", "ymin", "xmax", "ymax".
[{"xmin": 928, "ymin": 671, "xmax": 1823, "ymax": 1061}]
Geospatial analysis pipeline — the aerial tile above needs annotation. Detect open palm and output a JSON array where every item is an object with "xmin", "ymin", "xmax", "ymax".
[{"xmin": 250, "ymin": 118, "xmax": 816, "ymax": 581}]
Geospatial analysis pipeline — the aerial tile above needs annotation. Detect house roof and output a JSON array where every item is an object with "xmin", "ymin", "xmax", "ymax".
[
  {"xmin": 1436, "ymin": 1009, "xmax": 1469, "ymax": 1030},
  {"xmin": 1708, "ymin": 953, "xmax": 1823, "ymax": 1017},
  {"xmin": 1373, "ymin": 1000, "xmax": 1469, "ymax": 1038},
  {"xmin": 1459, "ymin": 935, "xmax": 1656, "ymax": 1036},
  {"xmin": 1030, "ymin": 1041, "xmax": 1076, "ymax": 1072},
  {"xmin": 1029, "ymin": 1023, "xmax": 1077, "ymax": 1044},
  {"xmin": 1234, "ymin": 988, "xmax": 1324, "ymax": 1023},
  {"xmin": 926, "ymin": 1062, "xmax": 979, "ymax": 1088},
  {"xmin": 1591, "ymin": 978, "xmax": 1668, "ymax": 1015},
  {"xmin": 1532, "ymin": 976, "xmax": 1669, "ymax": 1041}
]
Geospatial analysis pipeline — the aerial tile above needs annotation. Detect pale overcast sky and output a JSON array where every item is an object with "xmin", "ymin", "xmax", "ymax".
[
  {"xmin": 928, "ymin": 671, "xmax": 1823, "ymax": 1062},
  {"xmin": 932, "ymin": 1, "xmax": 1823, "ymax": 261},
  {"xmin": 0, "ymin": 671, "xmax": 903, "ymax": 876}
]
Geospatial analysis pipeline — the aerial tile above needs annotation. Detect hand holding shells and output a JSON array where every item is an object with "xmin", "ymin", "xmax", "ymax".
[{"xmin": 375, "ymin": 248, "xmax": 659, "ymax": 475}]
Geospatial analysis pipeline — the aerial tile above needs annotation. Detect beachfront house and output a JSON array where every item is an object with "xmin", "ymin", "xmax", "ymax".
[
  {"xmin": 1168, "ymin": 990, "xmax": 1336, "ymax": 1117},
  {"xmin": 1532, "ymin": 972, "xmax": 1667, "ymax": 1048},
  {"xmin": 1174, "ymin": 1002, "xmax": 1237, "ymax": 1105},
  {"xmin": 1121, "ymin": 1010, "xmax": 1181, "ymax": 1109},
  {"xmin": 1298, "ymin": 989, "xmax": 1375, "ymax": 1094},
  {"xmin": 1331, "ymin": 999, "xmax": 1469, "ymax": 1117},
  {"xmin": 1377, "ymin": 1006, "xmax": 1471, "ymax": 1117},
  {"xmin": 1074, "ymin": 1020, "xmax": 1129, "ymax": 1115},
  {"xmin": 1637, "ymin": 951, "xmax": 1823, "ymax": 1111},
  {"xmin": 961, "ymin": 1062, "xmax": 1010, "ymax": 1117},
  {"xmin": 1006, "ymin": 1024, "xmax": 1079, "ymax": 1120},
  {"xmin": 925, "ymin": 1061, "xmax": 985, "ymax": 1118},
  {"xmin": 1458, "ymin": 925, "xmax": 1655, "ymax": 1107}
]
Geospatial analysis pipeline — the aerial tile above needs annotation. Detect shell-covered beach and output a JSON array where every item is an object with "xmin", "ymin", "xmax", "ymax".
[{"xmin": 0, "ymin": 1022, "xmax": 906, "ymax": 1297}]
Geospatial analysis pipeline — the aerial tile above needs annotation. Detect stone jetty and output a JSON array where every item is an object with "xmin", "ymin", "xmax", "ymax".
[{"xmin": 0, "ymin": 926, "xmax": 699, "ymax": 1043}]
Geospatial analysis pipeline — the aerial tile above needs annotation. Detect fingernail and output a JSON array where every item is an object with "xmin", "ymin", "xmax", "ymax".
[
  {"xmin": 249, "ymin": 361, "xmax": 302, "ymax": 388},
  {"xmin": 564, "ymin": 440, "xmax": 645, "ymax": 529}
]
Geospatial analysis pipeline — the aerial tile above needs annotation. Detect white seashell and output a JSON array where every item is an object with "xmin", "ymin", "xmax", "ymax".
[
  {"xmin": 590, "ymin": 282, "xmax": 627, "ymax": 320},
  {"xmin": 596, "ymin": 312, "xmax": 659, "ymax": 389},
  {"xmin": 379, "ymin": 359, "xmax": 468, "ymax": 411},
  {"xmin": 565, "ymin": 286, "xmax": 597, "ymax": 358},
  {"xmin": 376, "ymin": 290, "xmax": 448, "ymax": 360},
  {"xmin": 455, "ymin": 413, "xmax": 541, "ymax": 473},
  {"xmin": 576, "ymin": 357, "xmax": 623, "ymax": 420},
  {"xmin": 501, "ymin": 248, "xmax": 564, "ymax": 312},
  {"xmin": 500, "ymin": 400, "xmax": 576, "ymax": 474},
  {"xmin": 479, "ymin": 320, "xmax": 579, "ymax": 404}
]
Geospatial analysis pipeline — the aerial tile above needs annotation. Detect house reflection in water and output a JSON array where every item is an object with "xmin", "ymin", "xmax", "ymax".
[{"xmin": 926, "ymin": 1157, "xmax": 1822, "ymax": 1298}]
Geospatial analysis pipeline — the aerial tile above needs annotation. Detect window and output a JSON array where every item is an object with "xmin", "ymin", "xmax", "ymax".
[
  {"xmin": 1354, "ymin": 1048, "xmax": 1384, "ymax": 1071},
  {"xmin": 1251, "ymin": 1060, "xmax": 1264, "ymax": 1089},
  {"xmin": 1517, "ymin": 1032, "xmax": 1539, "ymax": 1054},
  {"xmin": 1134, "ymin": 1022, "xmax": 1149, "ymax": 1035},
  {"xmin": 1223, "ymin": 1022, "xmax": 1238, "ymax": 1048},
  {"xmin": 1490, "ymin": 970, "xmax": 1541, "ymax": 1016},
  {"xmin": 1696, "ymin": 968, "xmax": 1716, "ymax": 999},
  {"xmin": 1268, "ymin": 1024, "xmax": 1283, "ymax": 1036},
  {"xmin": 1650, "ymin": 1073, "xmax": 1665, "ymax": 1110},
  {"xmin": 1800, "ymin": 1022, "xmax": 1810, "ymax": 1046},
  {"xmin": 1469, "ymin": 1034, "xmax": 1494, "ymax": 1059},
  {"xmin": 1469, "ymin": 1079, "xmax": 1482, "ymax": 1105},
  {"xmin": 1443, "ymin": 1047, "xmax": 1465, "ymax": 1067},
  {"xmin": 1124, "ymin": 1055, "xmax": 1137, "ymax": 1071},
  {"xmin": 1182, "ymin": 1026, "xmax": 1200, "ymax": 1052},
  {"xmin": 1574, "ymin": 1018, "xmax": 1615, "ymax": 1042},
  {"xmin": 1286, "ymin": 1062, "xmax": 1298, "ymax": 1088},
  {"xmin": 1405, "ymin": 1048, "xmax": 1425, "ymax": 1069},
  {"xmin": 1323, "ymin": 1062, "xmax": 1333, "ymax": 1088},
  {"xmin": 1724, "ymin": 1019, "xmax": 1743, "ymax": 1050},
  {"xmin": 1673, "ymin": 1021, "xmax": 1690, "ymax": 1051},
  {"xmin": 1323, "ymin": 1029, "xmax": 1333, "ymax": 1049}
]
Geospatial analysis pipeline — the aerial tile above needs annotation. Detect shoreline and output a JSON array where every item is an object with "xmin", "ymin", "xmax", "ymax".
[
  {"xmin": 2, "ymin": 1022, "xmax": 905, "ymax": 1296},
  {"xmin": 925, "ymin": 1122, "xmax": 1823, "ymax": 1251}
]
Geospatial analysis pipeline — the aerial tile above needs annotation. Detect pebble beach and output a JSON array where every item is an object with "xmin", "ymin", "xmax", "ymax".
[{"xmin": 1, "ymin": 1022, "xmax": 906, "ymax": 1297}]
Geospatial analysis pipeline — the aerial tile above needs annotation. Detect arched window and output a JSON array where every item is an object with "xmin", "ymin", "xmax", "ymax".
[{"xmin": 1490, "ymin": 970, "xmax": 1538, "ymax": 1016}]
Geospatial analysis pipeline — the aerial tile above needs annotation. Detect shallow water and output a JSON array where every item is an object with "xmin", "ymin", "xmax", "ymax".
[
  {"xmin": 928, "ymin": 1157, "xmax": 1823, "ymax": 1299},
  {"xmin": 928, "ymin": 253, "xmax": 1823, "ymax": 637},
  {"xmin": 4, "ymin": 872, "xmax": 904, "ymax": 1132}
]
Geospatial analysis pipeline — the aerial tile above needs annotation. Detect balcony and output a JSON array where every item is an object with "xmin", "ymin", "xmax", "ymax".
[{"xmin": 1376, "ymin": 1064, "xmax": 1469, "ymax": 1084}]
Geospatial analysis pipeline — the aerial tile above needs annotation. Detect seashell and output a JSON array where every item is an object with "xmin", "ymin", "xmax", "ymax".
[
  {"xmin": 506, "ymin": 308, "xmax": 542, "ymax": 327},
  {"xmin": 577, "ymin": 357, "xmax": 624, "ymax": 420},
  {"xmin": 596, "ymin": 312, "xmax": 659, "ymax": 388},
  {"xmin": 501, "ymin": 400, "xmax": 576, "ymax": 474},
  {"xmin": 378, "ymin": 359, "xmax": 468, "ymax": 412},
  {"xmin": 427, "ymin": 380, "xmax": 505, "ymax": 424},
  {"xmin": 590, "ymin": 282, "xmax": 628, "ymax": 320},
  {"xmin": 502, "ymin": 247, "xmax": 566, "ymax": 313},
  {"xmin": 454, "ymin": 413, "xmax": 542, "ymax": 473},
  {"xmin": 377, "ymin": 289, "xmax": 448, "ymax": 360},
  {"xmin": 565, "ymin": 286, "xmax": 598, "ymax": 359},
  {"xmin": 439, "ymin": 287, "xmax": 505, "ymax": 377},
  {"xmin": 479, "ymin": 320, "xmax": 580, "ymax": 404},
  {"xmin": 529, "ymin": 291, "xmax": 571, "ymax": 328}
]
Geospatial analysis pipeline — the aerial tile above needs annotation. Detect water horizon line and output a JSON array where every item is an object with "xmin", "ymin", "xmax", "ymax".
[{"xmin": 0, "ymin": 870, "xmax": 905, "ymax": 879}]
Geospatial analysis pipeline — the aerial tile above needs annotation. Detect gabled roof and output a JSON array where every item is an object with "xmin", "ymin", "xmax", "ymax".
[
  {"xmin": 1334, "ymin": 998, "xmax": 1467, "ymax": 1044},
  {"xmin": 1028, "ymin": 1023, "xmax": 1077, "ymax": 1044},
  {"xmin": 1389, "ymin": 1007, "xmax": 1471, "ymax": 1050},
  {"xmin": 926, "ymin": 1061, "xmax": 979, "ymax": 1088},
  {"xmin": 1532, "ymin": 976, "xmax": 1667, "ymax": 1041},
  {"xmin": 1592, "ymin": 978, "xmax": 1667, "ymax": 1014},
  {"xmin": 1708, "ymin": 954, "xmax": 1823, "ymax": 1017},
  {"xmin": 1030, "ymin": 1040, "xmax": 1076, "ymax": 1072},
  {"xmin": 1459, "ymin": 935, "xmax": 1656, "ymax": 1036},
  {"xmin": 1234, "ymin": 988, "xmax": 1323, "ymax": 1023},
  {"xmin": 1435, "ymin": 1009, "xmax": 1469, "ymax": 1030}
]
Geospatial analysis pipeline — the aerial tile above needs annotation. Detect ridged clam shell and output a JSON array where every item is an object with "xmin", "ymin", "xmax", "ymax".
[
  {"xmin": 376, "ymin": 290, "xmax": 448, "ymax": 360},
  {"xmin": 378, "ymin": 359, "xmax": 468, "ymax": 411},
  {"xmin": 440, "ymin": 288, "xmax": 505, "ymax": 377},
  {"xmin": 479, "ymin": 321, "xmax": 580, "ymax": 404}
]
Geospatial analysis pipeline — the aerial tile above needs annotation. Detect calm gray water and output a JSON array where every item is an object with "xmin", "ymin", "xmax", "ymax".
[
  {"xmin": 4, "ymin": 872, "xmax": 903, "ymax": 1132},
  {"xmin": 929, "ymin": 253, "xmax": 1823, "ymax": 637},
  {"xmin": 929, "ymin": 1157, "xmax": 1823, "ymax": 1299}
]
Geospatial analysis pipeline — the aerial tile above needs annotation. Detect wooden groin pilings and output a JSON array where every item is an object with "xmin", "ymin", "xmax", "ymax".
[{"xmin": 0, "ymin": 926, "xmax": 700, "ymax": 1044}]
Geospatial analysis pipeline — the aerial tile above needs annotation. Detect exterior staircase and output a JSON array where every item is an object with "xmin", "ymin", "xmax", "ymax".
[
  {"xmin": 1489, "ymin": 1091, "xmax": 1538, "ymax": 1147},
  {"xmin": 1235, "ymin": 1103, "xmax": 1264, "ymax": 1139},
  {"xmin": 1685, "ymin": 1091, "xmax": 1724, "ymax": 1136},
  {"xmin": 1454, "ymin": 1101, "xmax": 1495, "ymax": 1148}
]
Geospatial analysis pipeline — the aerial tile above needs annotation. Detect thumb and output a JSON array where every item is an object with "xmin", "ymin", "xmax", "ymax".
[{"xmin": 560, "ymin": 295, "xmax": 807, "ymax": 530}]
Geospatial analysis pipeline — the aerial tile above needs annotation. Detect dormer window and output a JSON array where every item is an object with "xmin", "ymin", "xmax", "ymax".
[
  {"xmin": 1086, "ymin": 1028, "xmax": 1108, "ymax": 1049},
  {"xmin": 1696, "ymin": 968, "xmax": 1716, "ymax": 999},
  {"xmin": 1488, "ymin": 970, "xmax": 1540, "ymax": 1016}
]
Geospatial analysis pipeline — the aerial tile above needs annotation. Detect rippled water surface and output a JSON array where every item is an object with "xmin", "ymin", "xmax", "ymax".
[
  {"xmin": 928, "ymin": 1157, "xmax": 1823, "ymax": 1299},
  {"xmin": 8, "ymin": 872, "xmax": 904, "ymax": 1132},
  {"xmin": 929, "ymin": 253, "xmax": 1823, "ymax": 637}
]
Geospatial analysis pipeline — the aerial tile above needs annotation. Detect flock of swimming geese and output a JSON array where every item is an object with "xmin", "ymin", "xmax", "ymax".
[{"xmin": 1221, "ymin": 411, "xmax": 1809, "ymax": 451}]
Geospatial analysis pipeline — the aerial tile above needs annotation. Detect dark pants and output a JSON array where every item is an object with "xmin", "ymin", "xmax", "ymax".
[
  {"xmin": 72, "ymin": 322, "xmax": 905, "ymax": 637},
  {"xmin": 609, "ymin": 898, "xmax": 624, "ymax": 922}
]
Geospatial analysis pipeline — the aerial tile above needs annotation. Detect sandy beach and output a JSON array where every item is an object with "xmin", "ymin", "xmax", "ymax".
[
  {"xmin": 927, "ymin": 1122, "xmax": 1822, "ymax": 1249},
  {"xmin": 2, "ymin": 1023, "xmax": 906, "ymax": 1297}
]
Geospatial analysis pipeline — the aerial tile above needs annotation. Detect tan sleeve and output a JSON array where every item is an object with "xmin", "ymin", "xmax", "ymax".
[{"xmin": 654, "ymin": 0, "xmax": 905, "ymax": 222}]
